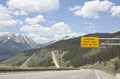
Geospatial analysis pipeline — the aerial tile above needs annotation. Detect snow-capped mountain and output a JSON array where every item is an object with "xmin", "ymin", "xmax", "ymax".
[
  {"xmin": 47, "ymin": 35, "xmax": 78, "ymax": 45},
  {"xmin": 61, "ymin": 35, "xmax": 78, "ymax": 40},
  {"xmin": 39, "ymin": 35, "xmax": 79, "ymax": 47},
  {"xmin": 0, "ymin": 33, "xmax": 39, "ymax": 60}
]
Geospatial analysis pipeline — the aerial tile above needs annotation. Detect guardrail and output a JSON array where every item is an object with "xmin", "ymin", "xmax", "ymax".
[
  {"xmin": 100, "ymin": 38, "xmax": 120, "ymax": 40},
  {"xmin": 100, "ymin": 38, "xmax": 120, "ymax": 46},
  {"xmin": 0, "ymin": 68, "xmax": 80, "ymax": 73}
]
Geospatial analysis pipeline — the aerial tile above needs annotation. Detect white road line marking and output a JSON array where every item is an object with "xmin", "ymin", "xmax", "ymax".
[{"xmin": 94, "ymin": 70, "xmax": 101, "ymax": 79}]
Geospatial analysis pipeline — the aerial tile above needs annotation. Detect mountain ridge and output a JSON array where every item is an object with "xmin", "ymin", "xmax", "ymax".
[
  {"xmin": 0, "ymin": 31, "xmax": 120, "ymax": 73},
  {"xmin": 0, "ymin": 33, "xmax": 39, "ymax": 60}
]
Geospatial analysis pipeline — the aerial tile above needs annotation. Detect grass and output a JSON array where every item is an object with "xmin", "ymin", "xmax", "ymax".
[
  {"xmin": 81, "ymin": 58, "xmax": 119, "ymax": 75},
  {"xmin": 1, "ymin": 53, "xmax": 32, "ymax": 66}
]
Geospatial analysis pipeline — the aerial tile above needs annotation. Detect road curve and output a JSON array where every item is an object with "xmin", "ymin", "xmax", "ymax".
[{"xmin": 0, "ymin": 69, "xmax": 116, "ymax": 79}]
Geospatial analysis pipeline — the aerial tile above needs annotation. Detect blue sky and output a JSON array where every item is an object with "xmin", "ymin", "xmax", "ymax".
[{"xmin": 0, "ymin": 0, "xmax": 120, "ymax": 44}]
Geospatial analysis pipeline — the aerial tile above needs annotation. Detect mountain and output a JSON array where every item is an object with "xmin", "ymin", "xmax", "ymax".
[
  {"xmin": 38, "ymin": 40, "xmax": 57, "ymax": 48},
  {"xmin": 1, "ymin": 31, "xmax": 120, "ymax": 73},
  {"xmin": 0, "ymin": 33, "xmax": 39, "ymax": 60},
  {"xmin": 61, "ymin": 35, "xmax": 79, "ymax": 40},
  {"xmin": 39, "ymin": 35, "xmax": 78, "ymax": 48}
]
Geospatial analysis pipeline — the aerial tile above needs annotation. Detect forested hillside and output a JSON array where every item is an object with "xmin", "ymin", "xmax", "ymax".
[{"xmin": 1, "ymin": 31, "xmax": 120, "ymax": 73}]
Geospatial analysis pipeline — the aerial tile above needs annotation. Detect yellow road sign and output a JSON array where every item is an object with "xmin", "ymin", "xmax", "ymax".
[{"xmin": 80, "ymin": 37, "xmax": 99, "ymax": 48}]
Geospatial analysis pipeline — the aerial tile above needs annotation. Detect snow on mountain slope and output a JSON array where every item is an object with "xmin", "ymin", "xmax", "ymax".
[{"xmin": 0, "ymin": 33, "xmax": 39, "ymax": 60}]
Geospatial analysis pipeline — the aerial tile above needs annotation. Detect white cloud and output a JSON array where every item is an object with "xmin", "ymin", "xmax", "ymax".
[
  {"xmin": 0, "ymin": 5, "xmax": 17, "ymax": 28},
  {"xmin": 20, "ymin": 22, "xmax": 79, "ymax": 44},
  {"xmin": 34, "ymin": 37, "xmax": 49, "ymax": 44},
  {"xmin": 69, "ymin": 0, "xmax": 113, "ymax": 18},
  {"xmin": 9, "ymin": 9, "xmax": 28, "ymax": 16},
  {"xmin": 84, "ymin": 22, "xmax": 96, "ymax": 33},
  {"xmin": 111, "ymin": 6, "xmax": 120, "ymax": 17},
  {"xmin": 84, "ymin": 22, "xmax": 95, "ymax": 26},
  {"xmin": 51, "ymin": 22, "xmax": 72, "ymax": 35},
  {"xmin": 18, "ymin": 20, "xmax": 24, "ymax": 25},
  {"xmin": 69, "ymin": 6, "xmax": 81, "ymax": 11},
  {"xmin": 0, "ymin": 32, "xmax": 10, "ymax": 36},
  {"xmin": 7, "ymin": 0, "xmax": 59, "ymax": 13},
  {"xmin": 21, "ymin": 22, "xmax": 73, "ymax": 35},
  {"xmin": 27, "ymin": 33, "xmax": 49, "ymax": 44},
  {"xmin": 25, "ymin": 15, "xmax": 45, "ymax": 25}
]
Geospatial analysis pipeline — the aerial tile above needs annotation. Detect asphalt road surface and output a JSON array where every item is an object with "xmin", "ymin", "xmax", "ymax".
[{"xmin": 0, "ymin": 69, "xmax": 116, "ymax": 79}]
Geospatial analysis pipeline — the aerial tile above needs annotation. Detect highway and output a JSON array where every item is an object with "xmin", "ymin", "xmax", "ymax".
[{"xmin": 0, "ymin": 69, "xmax": 116, "ymax": 79}]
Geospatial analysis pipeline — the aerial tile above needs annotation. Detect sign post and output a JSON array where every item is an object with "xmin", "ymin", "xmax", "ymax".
[{"xmin": 80, "ymin": 37, "xmax": 99, "ymax": 48}]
